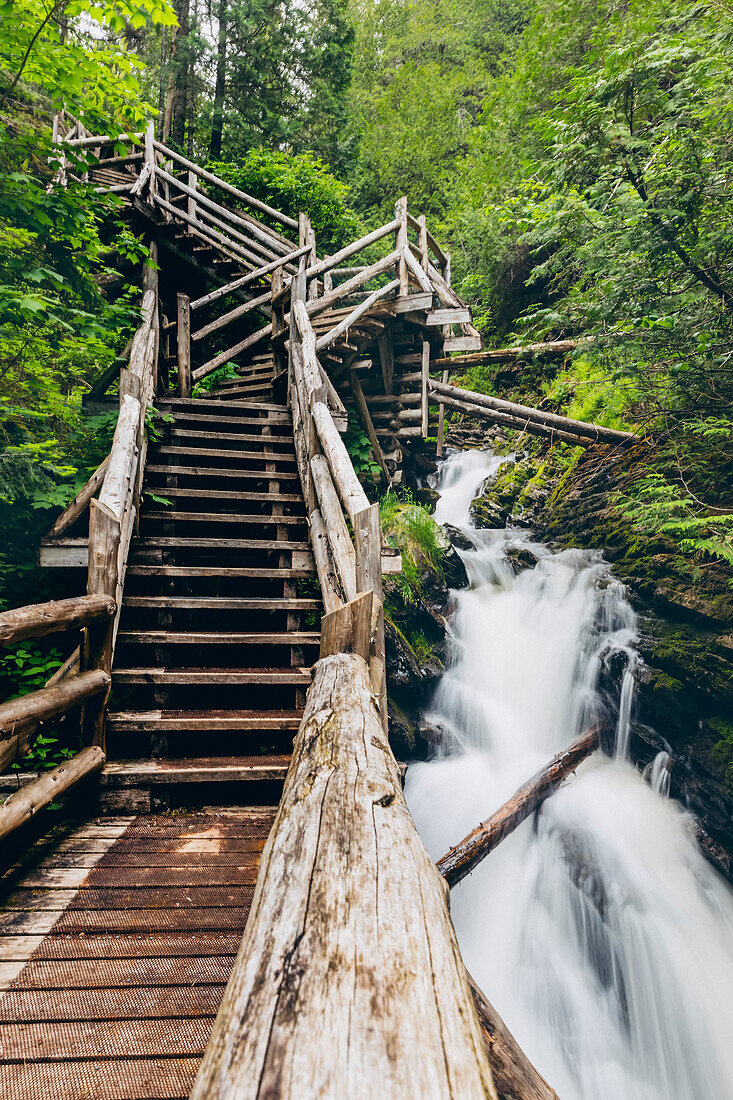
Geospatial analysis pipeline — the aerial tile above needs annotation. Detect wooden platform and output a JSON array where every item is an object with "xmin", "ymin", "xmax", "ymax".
[{"xmin": 0, "ymin": 809, "xmax": 275, "ymax": 1099}]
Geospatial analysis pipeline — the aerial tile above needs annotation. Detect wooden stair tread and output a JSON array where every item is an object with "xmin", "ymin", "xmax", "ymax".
[
  {"xmin": 131, "ymin": 536, "xmax": 311, "ymax": 550},
  {"xmin": 162, "ymin": 411, "xmax": 290, "ymax": 427},
  {"xmin": 107, "ymin": 710, "xmax": 302, "ymax": 730},
  {"xmin": 117, "ymin": 631, "xmax": 320, "ymax": 644},
  {"xmin": 123, "ymin": 596, "xmax": 320, "ymax": 609},
  {"xmin": 154, "ymin": 446, "xmax": 297, "ymax": 463},
  {"xmin": 167, "ymin": 429, "xmax": 294, "ymax": 445},
  {"xmin": 146, "ymin": 465, "xmax": 300, "ymax": 480},
  {"xmin": 143, "ymin": 488, "xmax": 303, "ymax": 503},
  {"xmin": 101, "ymin": 757, "xmax": 292, "ymax": 784},
  {"xmin": 158, "ymin": 398, "xmax": 288, "ymax": 413},
  {"xmin": 113, "ymin": 668, "xmax": 313, "ymax": 684},
  {"xmin": 126, "ymin": 565, "xmax": 315, "ymax": 578},
  {"xmin": 142, "ymin": 511, "xmax": 306, "ymax": 525}
]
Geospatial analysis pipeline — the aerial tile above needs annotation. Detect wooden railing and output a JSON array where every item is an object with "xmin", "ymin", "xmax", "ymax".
[{"xmin": 0, "ymin": 242, "xmax": 160, "ymax": 840}]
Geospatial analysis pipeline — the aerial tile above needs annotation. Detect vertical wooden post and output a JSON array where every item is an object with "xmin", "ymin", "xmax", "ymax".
[
  {"xmin": 187, "ymin": 169, "xmax": 198, "ymax": 226},
  {"xmin": 144, "ymin": 119, "xmax": 156, "ymax": 201},
  {"xmin": 443, "ymin": 252, "xmax": 451, "ymax": 287},
  {"xmin": 144, "ymin": 241, "xmax": 160, "ymax": 395},
  {"xmin": 421, "ymin": 339, "xmax": 430, "ymax": 439},
  {"xmin": 350, "ymin": 371, "xmax": 391, "ymax": 488},
  {"xmin": 436, "ymin": 368, "xmax": 449, "ymax": 458},
  {"xmin": 177, "ymin": 292, "xmax": 191, "ymax": 397},
  {"xmin": 323, "ymin": 262, "xmax": 333, "ymax": 296},
  {"xmin": 307, "ymin": 222, "xmax": 318, "ymax": 303},
  {"xmin": 418, "ymin": 214, "xmax": 429, "ymax": 273},
  {"xmin": 354, "ymin": 503, "xmax": 387, "ymax": 729},
  {"xmin": 395, "ymin": 196, "xmax": 409, "ymax": 297},
  {"xmin": 272, "ymin": 267, "xmax": 287, "ymax": 376},
  {"xmin": 84, "ymin": 499, "xmax": 121, "ymax": 749},
  {"xmin": 379, "ymin": 331, "xmax": 394, "ymax": 395}
]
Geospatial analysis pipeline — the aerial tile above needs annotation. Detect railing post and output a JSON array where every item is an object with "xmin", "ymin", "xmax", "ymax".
[
  {"xmin": 354, "ymin": 503, "xmax": 387, "ymax": 730},
  {"xmin": 395, "ymin": 196, "xmax": 409, "ymax": 296},
  {"xmin": 187, "ymin": 169, "xmax": 198, "ymax": 227},
  {"xmin": 144, "ymin": 119, "xmax": 156, "ymax": 201},
  {"xmin": 83, "ymin": 499, "xmax": 121, "ymax": 750},
  {"xmin": 177, "ymin": 292, "xmax": 191, "ymax": 397},
  {"xmin": 421, "ymin": 339, "xmax": 430, "ymax": 439},
  {"xmin": 436, "ymin": 368, "xmax": 449, "ymax": 457},
  {"xmin": 418, "ymin": 214, "xmax": 429, "ymax": 273},
  {"xmin": 272, "ymin": 267, "xmax": 287, "ymax": 376}
]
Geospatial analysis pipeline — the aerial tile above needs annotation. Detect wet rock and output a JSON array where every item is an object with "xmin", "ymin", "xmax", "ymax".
[
  {"xmin": 470, "ymin": 497, "xmax": 508, "ymax": 530},
  {"xmin": 442, "ymin": 524, "xmax": 474, "ymax": 552},
  {"xmin": 412, "ymin": 486, "xmax": 440, "ymax": 509},
  {"xmin": 505, "ymin": 546, "xmax": 540, "ymax": 573}
]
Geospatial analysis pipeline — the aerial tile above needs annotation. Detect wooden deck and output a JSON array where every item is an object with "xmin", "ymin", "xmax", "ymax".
[{"xmin": 0, "ymin": 809, "xmax": 275, "ymax": 1099}]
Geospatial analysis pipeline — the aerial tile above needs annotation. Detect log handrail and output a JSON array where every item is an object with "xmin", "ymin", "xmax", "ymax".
[
  {"xmin": 189, "ymin": 244, "xmax": 311, "ymax": 311},
  {"xmin": 152, "ymin": 138, "xmax": 299, "ymax": 232},
  {"xmin": 0, "ymin": 595, "xmax": 115, "ymax": 647}
]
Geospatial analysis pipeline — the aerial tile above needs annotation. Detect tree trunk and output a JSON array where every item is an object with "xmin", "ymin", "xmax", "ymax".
[
  {"xmin": 209, "ymin": 0, "xmax": 227, "ymax": 159},
  {"xmin": 438, "ymin": 728, "xmax": 600, "ymax": 888},
  {"xmin": 171, "ymin": 0, "xmax": 189, "ymax": 149},
  {"xmin": 190, "ymin": 653, "xmax": 498, "ymax": 1100}
]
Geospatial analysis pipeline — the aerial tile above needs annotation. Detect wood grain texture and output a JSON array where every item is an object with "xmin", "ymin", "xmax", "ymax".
[
  {"xmin": 0, "ymin": 595, "xmax": 115, "ymax": 647},
  {"xmin": 190, "ymin": 653, "xmax": 497, "ymax": 1100}
]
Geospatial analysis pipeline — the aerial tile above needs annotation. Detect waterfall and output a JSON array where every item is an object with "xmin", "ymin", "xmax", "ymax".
[{"xmin": 406, "ymin": 450, "xmax": 733, "ymax": 1100}]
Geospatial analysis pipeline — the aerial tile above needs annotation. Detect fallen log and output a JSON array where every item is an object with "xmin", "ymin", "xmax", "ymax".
[
  {"xmin": 0, "ymin": 595, "xmax": 116, "ymax": 646},
  {"xmin": 190, "ymin": 653, "xmax": 497, "ymax": 1100},
  {"xmin": 430, "ymin": 380, "xmax": 634, "ymax": 446},
  {"xmin": 437, "ymin": 728, "xmax": 599, "ymax": 889},
  {"xmin": 469, "ymin": 974, "xmax": 560, "ymax": 1100},
  {"xmin": 432, "ymin": 391, "xmax": 598, "ymax": 447},
  {"xmin": 432, "ymin": 339, "xmax": 590, "ymax": 370},
  {"xmin": 0, "ymin": 745, "xmax": 105, "ymax": 842}
]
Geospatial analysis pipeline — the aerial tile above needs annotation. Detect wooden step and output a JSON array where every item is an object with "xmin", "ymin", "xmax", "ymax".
[
  {"xmin": 162, "ymin": 410, "xmax": 290, "ymax": 427},
  {"xmin": 146, "ymin": 465, "xmax": 300, "ymax": 481},
  {"xmin": 123, "ymin": 596, "xmax": 320, "ymax": 610},
  {"xmin": 142, "ymin": 488, "xmax": 303, "ymax": 504},
  {"xmin": 131, "ymin": 537, "xmax": 311, "ymax": 551},
  {"xmin": 142, "ymin": 511, "xmax": 306, "ymax": 526},
  {"xmin": 153, "ymin": 446, "xmax": 297, "ymax": 465},
  {"xmin": 113, "ymin": 668, "xmax": 312, "ymax": 685},
  {"xmin": 117, "ymin": 631, "xmax": 320, "ymax": 645},
  {"xmin": 107, "ymin": 710, "xmax": 302, "ymax": 732},
  {"xmin": 125, "ymin": 572, "xmax": 314, "ymax": 580},
  {"xmin": 159, "ymin": 398, "xmax": 288, "ymax": 414},
  {"xmin": 102, "ymin": 757, "xmax": 291, "ymax": 786},
  {"xmin": 167, "ymin": 429, "xmax": 294, "ymax": 446}
]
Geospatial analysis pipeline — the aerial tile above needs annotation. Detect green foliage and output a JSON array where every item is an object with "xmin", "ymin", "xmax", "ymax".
[
  {"xmin": 380, "ymin": 490, "xmax": 447, "ymax": 604},
  {"xmin": 192, "ymin": 362, "xmax": 239, "ymax": 396},
  {"xmin": 343, "ymin": 410, "xmax": 381, "ymax": 485},
  {"xmin": 208, "ymin": 150, "xmax": 361, "ymax": 250}
]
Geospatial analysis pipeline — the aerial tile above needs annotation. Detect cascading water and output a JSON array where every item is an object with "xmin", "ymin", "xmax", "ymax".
[{"xmin": 406, "ymin": 450, "xmax": 733, "ymax": 1100}]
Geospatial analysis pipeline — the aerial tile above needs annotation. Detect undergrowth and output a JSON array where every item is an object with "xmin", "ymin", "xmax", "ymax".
[{"xmin": 379, "ymin": 490, "xmax": 447, "ymax": 605}]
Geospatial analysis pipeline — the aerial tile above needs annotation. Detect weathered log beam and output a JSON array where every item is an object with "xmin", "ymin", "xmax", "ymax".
[
  {"xmin": 437, "ymin": 728, "xmax": 599, "ymax": 888},
  {"xmin": 430, "ymin": 380, "xmax": 634, "ymax": 445},
  {"xmin": 432, "ymin": 391, "xmax": 628, "ymax": 448},
  {"xmin": 190, "ymin": 653, "xmax": 497, "ymax": 1100},
  {"xmin": 0, "ymin": 745, "xmax": 105, "ymax": 842},
  {"xmin": 315, "ymin": 279, "xmax": 400, "ymax": 353},
  {"xmin": 311, "ymin": 401, "xmax": 370, "ymax": 524},
  {"xmin": 45, "ymin": 454, "xmax": 111, "ymax": 539},
  {"xmin": 0, "ymin": 669, "xmax": 110, "ymax": 735},
  {"xmin": 0, "ymin": 595, "xmax": 115, "ymax": 646},
  {"xmin": 432, "ymin": 339, "xmax": 589, "ymax": 370},
  {"xmin": 469, "ymin": 974, "xmax": 560, "ymax": 1100}
]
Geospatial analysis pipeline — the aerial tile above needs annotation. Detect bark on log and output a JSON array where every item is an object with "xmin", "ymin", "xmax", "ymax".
[
  {"xmin": 430, "ymin": 380, "xmax": 634, "ymax": 445},
  {"xmin": 437, "ymin": 729, "xmax": 599, "ymax": 888},
  {"xmin": 190, "ymin": 653, "xmax": 497, "ymax": 1100},
  {"xmin": 310, "ymin": 454, "xmax": 357, "ymax": 601},
  {"xmin": 320, "ymin": 591, "xmax": 373, "ymax": 661},
  {"xmin": 311, "ymin": 401, "xmax": 370, "ymax": 523},
  {"xmin": 432, "ymin": 392, "xmax": 622, "ymax": 449},
  {"xmin": 469, "ymin": 975, "xmax": 560, "ymax": 1100},
  {"xmin": 0, "ymin": 595, "xmax": 115, "ymax": 646},
  {"xmin": 308, "ymin": 510, "xmax": 343, "ymax": 615},
  {"xmin": 0, "ymin": 745, "xmax": 105, "ymax": 842},
  {"xmin": 45, "ymin": 454, "xmax": 111, "ymax": 540},
  {"xmin": 0, "ymin": 669, "xmax": 110, "ymax": 735}
]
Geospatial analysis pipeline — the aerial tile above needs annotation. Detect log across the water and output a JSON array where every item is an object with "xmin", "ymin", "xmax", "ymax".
[
  {"xmin": 191, "ymin": 652, "xmax": 497, "ymax": 1100},
  {"xmin": 438, "ymin": 728, "xmax": 600, "ymax": 888}
]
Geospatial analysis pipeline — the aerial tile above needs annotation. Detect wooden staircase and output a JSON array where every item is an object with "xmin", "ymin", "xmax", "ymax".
[{"xmin": 103, "ymin": 390, "xmax": 320, "ymax": 809}]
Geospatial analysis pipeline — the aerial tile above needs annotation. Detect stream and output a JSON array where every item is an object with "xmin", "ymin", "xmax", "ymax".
[{"xmin": 405, "ymin": 450, "xmax": 733, "ymax": 1100}]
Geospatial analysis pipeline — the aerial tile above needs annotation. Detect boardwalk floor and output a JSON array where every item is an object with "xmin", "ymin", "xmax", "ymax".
[{"xmin": 0, "ymin": 808, "xmax": 275, "ymax": 1099}]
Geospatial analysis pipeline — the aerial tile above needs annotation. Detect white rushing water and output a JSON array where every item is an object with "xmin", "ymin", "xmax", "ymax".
[{"xmin": 406, "ymin": 450, "xmax": 733, "ymax": 1100}]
